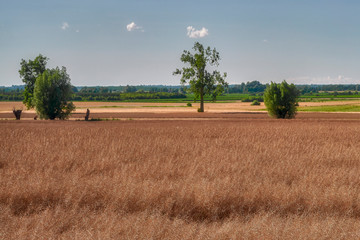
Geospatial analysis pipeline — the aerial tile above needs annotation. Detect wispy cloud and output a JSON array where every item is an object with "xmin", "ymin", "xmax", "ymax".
[
  {"xmin": 263, "ymin": 39, "xmax": 268, "ymax": 43},
  {"xmin": 186, "ymin": 26, "xmax": 209, "ymax": 38},
  {"xmin": 126, "ymin": 22, "xmax": 143, "ymax": 32},
  {"xmin": 61, "ymin": 22, "xmax": 69, "ymax": 30}
]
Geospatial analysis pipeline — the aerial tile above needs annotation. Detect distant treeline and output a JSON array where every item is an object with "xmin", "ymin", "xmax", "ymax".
[
  {"xmin": 0, "ymin": 91, "xmax": 186, "ymax": 102},
  {"xmin": 1, "ymin": 81, "xmax": 360, "ymax": 101},
  {"xmin": 76, "ymin": 85, "xmax": 184, "ymax": 94},
  {"xmin": 227, "ymin": 81, "xmax": 360, "ymax": 94},
  {"xmin": 71, "ymin": 92, "xmax": 186, "ymax": 101}
]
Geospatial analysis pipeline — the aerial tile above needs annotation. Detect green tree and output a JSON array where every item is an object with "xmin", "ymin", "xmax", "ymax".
[
  {"xmin": 173, "ymin": 42, "xmax": 227, "ymax": 112},
  {"xmin": 264, "ymin": 80, "xmax": 300, "ymax": 119},
  {"xmin": 34, "ymin": 67, "xmax": 75, "ymax": 120},
  {"xmin": 124, "ymin": 85, "xmax": 137, "ymax": 93},
  {"xmin": 19, "ymin": 54, "xmax": 48, "ymax": 109}
]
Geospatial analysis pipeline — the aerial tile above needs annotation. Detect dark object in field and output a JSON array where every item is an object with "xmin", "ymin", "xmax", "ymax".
[
  {"xmin": 34, "ymin": 115, "xmax": 37, "ymax": 120},
  {"xmin": 85, "ymin": 109, "xmax": 90, "ymax": 121},
  {"xmin": 12, "ymin": 108, "xmax": 22, "ymax": 120}
]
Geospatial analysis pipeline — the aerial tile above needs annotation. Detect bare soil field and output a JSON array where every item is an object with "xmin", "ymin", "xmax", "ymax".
[{"xmin": 1, "ymin": 114, "xmax": 360, "ymax": 239}]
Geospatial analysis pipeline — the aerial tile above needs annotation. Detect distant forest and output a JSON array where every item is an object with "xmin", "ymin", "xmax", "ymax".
[{"xmin": 1, "ymin": 81, "xmax": 360, "ymax": 101}]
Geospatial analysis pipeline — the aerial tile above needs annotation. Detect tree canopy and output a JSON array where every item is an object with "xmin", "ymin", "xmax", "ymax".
[
  {"xmin": 19, "ymin": 54, "xmax": 48, "ymax": 109},
  {"xmin": 173, "ymin": 42, "xmax": 227, "ymax": 112},
  {"xmin": 264, "ymin": 80, "xmax": 300, "ymax": 119}
]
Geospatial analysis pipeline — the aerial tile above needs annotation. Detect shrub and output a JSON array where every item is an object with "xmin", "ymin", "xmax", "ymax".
[
  {"xmin": 34, "ymin": 67, "xmax": 75, "ymax": 120},
  {"xmin": 251, "ymin": 100, "xmax": 261, "ymax": 106},
  {"xmin": 242, "ymin": 97, "xmax": 264, "ymax": 102},
  {"xmin": 264, "ymin": 80, "xmax": 300, "ymax": 119},
  {"xmin": 187, "ymin": 103, "xmax": 192, "ymax": 107}
]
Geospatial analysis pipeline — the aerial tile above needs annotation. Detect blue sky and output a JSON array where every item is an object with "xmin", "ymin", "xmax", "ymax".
[{"xmin": 1, "ymin": 0, "xmax": 360, "ymax": 86}]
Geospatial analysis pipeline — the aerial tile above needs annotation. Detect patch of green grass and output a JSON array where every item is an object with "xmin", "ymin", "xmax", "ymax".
[
  {"xmin": 114, "ymin": 94, "xmax": 250, "ymax": 103},
  {"xmin": 88, "ymin": 118, "xmax": 121, "ymax": 121},
  {"xmin": 98, "ymin": 106, "xmax": 138, "ymax": 108},
  {"xmin": 80, "ymin": 105, "xmax": 189, "ymax": 109},
  {"xmin": 88, "ymin": 118, "xmax": 106, "ymax": 121},
  {"xmin": 77, "ymin": 106, "xmax": 141, "ymax": 109},
  {"xmin": 298, "ymin": 98, "xmax": 360, "ymax": 102},
  {"xmin": 86, "ymin": 118, "xmax": 135, "ymax": 121},
  {"xmin": 300, "ymin": 94, "xmax": 360, "ymax": 99},
  {"xmin": 299, "ymin": 104, "xmax": 360, "ymax": 112},
  {"xmin": 120, "ymin": 97, "xmax": 194, "ymax": 103},
  {"xmin": 141, "ymin": 105, "xmax": 188, "ymax": 108}
]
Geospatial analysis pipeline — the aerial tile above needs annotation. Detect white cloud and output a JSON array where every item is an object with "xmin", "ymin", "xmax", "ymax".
[
  {"xmin": 76, "ymin": 29, "xmax": 80, "ymax": 33},
  {"xmin": 186, "ymin": 26, "xmax": 209, "ymax": 38},
  {"xmin": 126, "ymin": 22, "xmax": 143, "ymax": 32},
  {"xmin": 61, "ymin": 22, "xmax": 69, "ymax": 30},
  {"xmin": 263, "ymin": 39, "xmax": 268, "ymax": 43}
]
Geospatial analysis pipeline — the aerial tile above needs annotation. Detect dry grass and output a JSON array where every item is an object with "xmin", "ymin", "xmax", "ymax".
[{"xmin": 2, "ymin": 116, "xmax": 360, "ymax": 239}]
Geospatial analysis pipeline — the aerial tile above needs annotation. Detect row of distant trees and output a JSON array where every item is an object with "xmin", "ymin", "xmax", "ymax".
[
  {"xmin": 77, "ymin": 86, "xmax": 186, "ymax": 94},
  {"xmin": 4, "ymin": 81, "xmax": 359, "ymax": 96},
  {"xmin": 0, "ymin": 90, "xmax": 186, "ymax": 102},
  {"xmin": 71, "ymin": 92, "xmax": 186, "ymax": 101},
  {"xmin": 77, "ymin": 82, "xmax": 266, "ymax": 94},
  {"xmin": 2, "ymin": 84, "xmax": 359, "ymax": 99}
]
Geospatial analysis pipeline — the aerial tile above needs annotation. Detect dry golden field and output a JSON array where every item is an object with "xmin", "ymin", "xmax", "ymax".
[{"xmin": 1, "ymin": 113, "xmax": 360, "ymax": 239}]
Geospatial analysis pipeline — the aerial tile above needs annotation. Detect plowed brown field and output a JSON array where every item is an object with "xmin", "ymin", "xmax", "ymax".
[{"xmin": 1, "ymin": 112, "xmax": 360, "ymax": 239}]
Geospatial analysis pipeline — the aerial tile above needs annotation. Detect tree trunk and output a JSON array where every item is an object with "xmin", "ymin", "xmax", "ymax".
[
  {"xmin": 85, "ymin": 108, "xmax": 90, "ymax": 121},
  {"xmin": 199, "ymin": 87, "xmax": 204, "ymax": 112}
]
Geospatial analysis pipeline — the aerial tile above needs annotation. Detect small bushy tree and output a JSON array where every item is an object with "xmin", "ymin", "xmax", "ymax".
[
  {"xmin": 34, "ymin": 67, "xmax": 75, "ymax": 120},
  {"xmin": 251, "ymin": 100, "xmax": 261, "ymax": 106},
  {"xmin": 264, "ymin": 80, "xmax": 300, "ymax": 119}
]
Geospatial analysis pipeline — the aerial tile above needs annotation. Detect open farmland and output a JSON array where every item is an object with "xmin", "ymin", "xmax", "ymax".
[
  {"xmin": 2, "ymin": 100, "xmax": 360, "ymax": 120},
  {"xmin": 2, "ymin": 114, "xmax": 360, "ymax": 239}
]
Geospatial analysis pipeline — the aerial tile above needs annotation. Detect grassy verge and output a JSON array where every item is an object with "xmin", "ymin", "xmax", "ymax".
[{"xmin": 298, "ymin": 104, "xmax": 360, "ymax": 112}]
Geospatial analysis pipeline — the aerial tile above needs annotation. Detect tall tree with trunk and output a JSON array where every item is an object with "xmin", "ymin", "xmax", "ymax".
[
  {"xmin": 173, "ymin": 42, "xmax": 227, "ymax": 112},
  {"xmin": 19, "ymin": 54, "xmax": 48, "ymax": 109}
]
